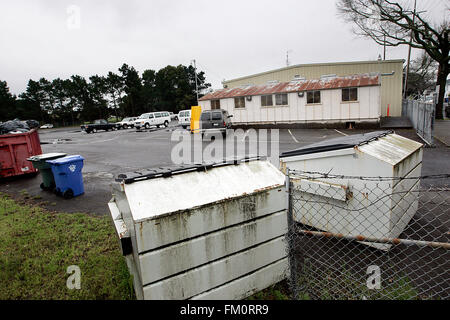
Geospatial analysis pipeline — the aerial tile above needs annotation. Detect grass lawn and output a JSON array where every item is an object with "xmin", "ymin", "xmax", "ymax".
[{"xmin": 0, "ymin": 193, "xmax": 134, "ymax": 300}]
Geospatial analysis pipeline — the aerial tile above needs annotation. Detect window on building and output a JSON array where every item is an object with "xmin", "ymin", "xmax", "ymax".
[
  {"xmin": 307, "ymin": 91, "xmax": 321, "ymax": 104},
  {"xmin": 275, "ymin": 93, "xmax": 288, "ymax": 105},
  {"xmin": 234, "ymin": 97, "xmax": 246, "ymax": 108},
  {"xmin": 342, "ymin": 88, "xmax": 358, "ymax": 102},
  {"xmin": 261, "ymin": 95, "xmax": 273, "ymax": 107},
  {"xmin": 211, "ymin": 100, "xmax": 221, "ymax": 109}
]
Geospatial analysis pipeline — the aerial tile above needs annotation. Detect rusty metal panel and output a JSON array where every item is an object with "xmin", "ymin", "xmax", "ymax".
[{"xmin": 200, "ymin": 73, "xmax": 380, "ymax": 101}]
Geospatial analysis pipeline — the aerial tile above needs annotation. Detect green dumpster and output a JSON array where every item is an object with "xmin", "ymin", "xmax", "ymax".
[{"xmin": 27, "ymin": 153, "xmax": 67, "ymax": 190}]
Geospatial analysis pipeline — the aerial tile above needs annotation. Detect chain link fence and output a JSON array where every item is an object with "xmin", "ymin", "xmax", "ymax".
[{"xmin": 285, "ymin": 170, "xmax": 449, "ymax": 300}]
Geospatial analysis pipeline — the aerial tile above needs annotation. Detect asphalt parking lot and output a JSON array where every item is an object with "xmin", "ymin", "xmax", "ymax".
[{"xmin": 1, "ymin": 122, "xmax": 449, "ymax": 215}]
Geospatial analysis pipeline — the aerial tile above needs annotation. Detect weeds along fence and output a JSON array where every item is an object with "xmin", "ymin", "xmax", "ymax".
[{"xmin": 285, "ymin": 170, "xmax": 449, "ymax": 300}]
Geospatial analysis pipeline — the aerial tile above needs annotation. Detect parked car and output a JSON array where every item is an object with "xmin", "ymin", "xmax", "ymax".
[
  {"xmin": 135, "ymin": 111, "xmax": 171, "ymax": 130},
  {"xmin": 169, "ymin": 112, "xmax": 178, "ymax": 121},
  {"xmin": 40, "ymin": 123, "xmax": 54, "ymax": 129},
  {"xmin": 178, "ymin": 109, "xmax": 191, "ymax": 129},
  {"xmin": 25, "ymin": 120, "xmax": 40, "ymax": 129},
  {"xmin": 116, "ymin": 117, "xmax": 137, "ymax": 130},
  {"xmin": 81, "ymin": 119, "xmax": 116, "ymax": 133},
  {"xmin": 199, "ymin": 109, "xmax": 233, "ymax": 138}
]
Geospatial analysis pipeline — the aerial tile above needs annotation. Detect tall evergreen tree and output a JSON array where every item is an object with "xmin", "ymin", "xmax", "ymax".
[{"xmin": 0, "ymin": 81, "xmax": 17, "ymax": 121}]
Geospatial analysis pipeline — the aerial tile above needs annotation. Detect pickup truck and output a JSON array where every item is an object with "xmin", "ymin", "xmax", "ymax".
[
  {"xmin": 115, "ymin": 117, "xmax": 137, "ymax": 130},
  {"xmin": 81, "ymin": 119, "xmax": 116, "ymax": 133}
]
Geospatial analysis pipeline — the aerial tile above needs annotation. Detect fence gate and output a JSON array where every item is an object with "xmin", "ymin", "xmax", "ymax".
[
  {"xmin": 402, "ymin": 99, "xmax": 435, "ymax": 146},
  {"xmin": 285, "ymin": 170, "xmax": 450, "ymax": 300}
]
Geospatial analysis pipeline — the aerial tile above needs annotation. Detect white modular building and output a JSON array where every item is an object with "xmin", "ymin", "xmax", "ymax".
[{"xmin": 199, "ymin": 73, "xmax": 381, "ymax": 126}]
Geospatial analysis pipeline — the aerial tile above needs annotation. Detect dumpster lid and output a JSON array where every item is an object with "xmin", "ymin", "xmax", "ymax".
[
  {"xmin": 46, "ymin": 155, "xmax": 84, "ymax": 165},
  {"xmin": 280, "ymin": 130, "xmax": 394, "ymax": 158},
  {"xmin": 27, "ymin": 152, "xmax": 67, "ymax": 161},
  {"xmin": 117, "ymin": 157, "xmax": 285, "ymax": 222},
  {"xmin": 356, "ymin": 133, "xmax": 423, "ymax": 166},
  {"xmin": 115, "ymin": 156, "xmax": 264, "ymax": 184}
]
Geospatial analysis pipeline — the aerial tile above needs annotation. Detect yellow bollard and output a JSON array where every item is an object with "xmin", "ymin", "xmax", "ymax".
[{"xmin": 190, "ymin": 106, "xmax": 202, "ymax": 133}]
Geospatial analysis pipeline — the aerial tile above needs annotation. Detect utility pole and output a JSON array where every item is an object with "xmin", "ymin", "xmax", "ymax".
[
  {"xmin": 383, "ymin": 35, "xmax": 386, "ymax": 60},
  {"xmin": 192, "ymin": 59, "xmax": 199, "ymax": 105},
  {"xmin": 286, "ymin": 50, "xmax": 292, "ymax": 67},
  {"xmin": 404, "ymin": 0, "xmax": 417, "ymax": 99}
]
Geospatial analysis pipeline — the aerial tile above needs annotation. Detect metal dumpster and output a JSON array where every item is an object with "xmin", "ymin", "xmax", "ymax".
[
  {"xmin": 0, "ymin": 129, "xmax": 42, "ymax": 178},
  {"xmin": 280, "ymin": 131, "xmax": 423, "ymax": 250},
  {"xmin": 109, "ymin": 157, "xmax": 288, "ymax": 300},
  {"xmin": 27, "ymin": 153, "xmax": 67, "ymax": 190}
]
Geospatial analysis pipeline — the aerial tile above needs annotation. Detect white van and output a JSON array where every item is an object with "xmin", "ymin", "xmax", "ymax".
[
  {"xmin": 178, "ymin": 109, "xmax": 191, "ymax": 129},
  {"xmin": 135, "ymin": 111, "xmax": 171, "ymax": 129}
]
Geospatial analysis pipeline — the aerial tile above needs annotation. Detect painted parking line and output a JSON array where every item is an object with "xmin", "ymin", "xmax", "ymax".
[
  {"xmin": 334, "ymin": 129, "xmax": 348, "ymax": 136},
  {"xmin": 288, "ymin": 129, "xmax": 300, "ymax": 143}
]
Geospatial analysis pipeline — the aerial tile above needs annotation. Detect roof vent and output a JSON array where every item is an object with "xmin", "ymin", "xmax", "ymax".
[
  {"xmin": 292, "ymin": 75, "xmax": 306, "ymax": 81},
  {"xmin": 320, "ymin": 74, "xmax": 337, "ymax": 80}
]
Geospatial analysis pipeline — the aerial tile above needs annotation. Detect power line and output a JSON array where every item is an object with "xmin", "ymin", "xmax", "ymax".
[{"xmin": 404, "ymin": 0, "xmax": 417, "ymax": 99}]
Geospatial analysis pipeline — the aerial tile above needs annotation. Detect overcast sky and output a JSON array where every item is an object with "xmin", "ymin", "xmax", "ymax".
[{"xmin": 0, "ymin": 0, "xmax": 447, "ymax": 95}]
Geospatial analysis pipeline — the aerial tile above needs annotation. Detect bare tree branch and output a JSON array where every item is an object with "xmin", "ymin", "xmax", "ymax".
[{"xmin": 336, "ymin": 0, "xmax": 449, "ymax": 119}]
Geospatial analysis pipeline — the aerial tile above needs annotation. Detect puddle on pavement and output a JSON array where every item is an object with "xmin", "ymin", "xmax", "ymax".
[
  {"xmin": 83, "ymin": 172, "xmax": 114, "ymax": 179},
  {"xmin": 41, "ymin": 138, "xmax": 75, "ymax": 144}
]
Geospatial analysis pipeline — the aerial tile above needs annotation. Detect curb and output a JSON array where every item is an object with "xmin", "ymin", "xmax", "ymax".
[{"xmin": 433, "ymin": 135, "xmax": 450, "ymax": 147}]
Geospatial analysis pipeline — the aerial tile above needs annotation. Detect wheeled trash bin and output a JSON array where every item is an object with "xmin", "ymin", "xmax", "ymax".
[
  {"xmin": 27, "ymin": 153, "xmax": 67, "ymax": 190},
  {"xmin": 47, "ymin": 155, "xmax": 85, "ymax": 199}
]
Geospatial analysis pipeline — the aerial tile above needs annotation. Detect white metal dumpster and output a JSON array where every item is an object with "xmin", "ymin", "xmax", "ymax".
[
  {"xmin": 280, "ymin": 131, "xmax": 423, "ymax": 250},
  {"xmin": 109, "ymin": 158, "xmax": 288, "ymax": 300}
]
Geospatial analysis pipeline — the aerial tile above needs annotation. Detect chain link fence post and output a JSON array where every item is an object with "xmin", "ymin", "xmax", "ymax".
[{"xmin": 285, "ymin": 168, "xmax": 300, "ymax": 299}]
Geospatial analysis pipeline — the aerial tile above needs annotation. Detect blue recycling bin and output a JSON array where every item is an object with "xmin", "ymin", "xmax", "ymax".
[{"xmin": 47, "ymin": 155, "xmax": 85, "ymax": 199}]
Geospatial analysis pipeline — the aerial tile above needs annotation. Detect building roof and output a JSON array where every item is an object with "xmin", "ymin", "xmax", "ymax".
[
  {"xmin": 200, "ymin": 73, "xmax": 380, "ymax": 101},
  {"xmin": 222, "ymin": 59, "xmax": 404, "ymax": 85}
]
